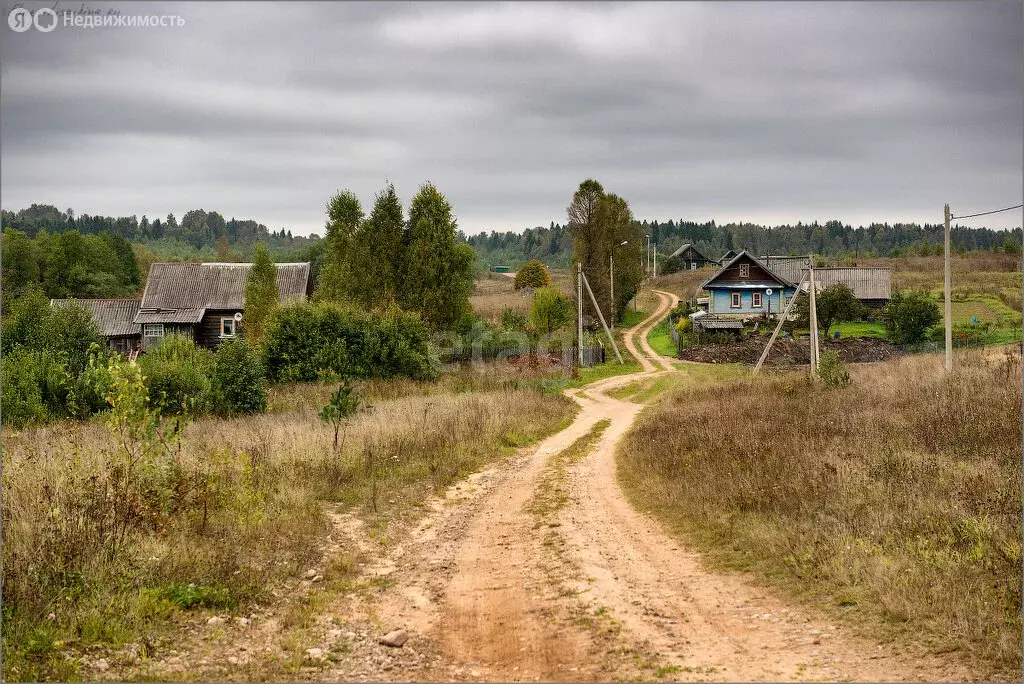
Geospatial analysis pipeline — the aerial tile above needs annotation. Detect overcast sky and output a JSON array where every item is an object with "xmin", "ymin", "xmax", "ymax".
[{"xmin": 2, "ymin": 1, "xmax": 1021, "ymax": 236}]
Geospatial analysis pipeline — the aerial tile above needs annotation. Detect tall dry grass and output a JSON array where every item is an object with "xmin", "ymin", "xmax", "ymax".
[
  {"xmin": 650, "ymin": 266, "xmax": 719, "ymax": 301},
  {"xmin": 619, "ymin": 349, "xmax": 1022, "ymax": 678},
  {"xmin": 1, "ymin": 379, "xmax": 574, "ymax": 680},
  {"xmin": 470, "ymin": 274, "xmax": 532, "ymax": 324}
]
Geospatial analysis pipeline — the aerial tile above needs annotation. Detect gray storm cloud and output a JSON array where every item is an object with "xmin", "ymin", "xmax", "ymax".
[{"xmin": 1, "ymin": 1, "xmax": 1020, "ymax": 234}]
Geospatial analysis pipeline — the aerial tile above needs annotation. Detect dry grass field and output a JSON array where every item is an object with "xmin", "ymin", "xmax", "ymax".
[
  {"xmin": 470, "ymin": 273, "xmax": 532, "ymax": 324},
  {"xmin": 1, "ymin": 368, "xmax": 576, "ymax": 680},
  {"xmin": 618, "ymin": 348, "xmax": 1022, "ymax": 678},
  {"xmin": 860, "ymin": 253, "xmax": 1021, "ymax": 311},
  {"xmin": 649, "ymin": 266, "xmax": 718, "ymax": 302}
]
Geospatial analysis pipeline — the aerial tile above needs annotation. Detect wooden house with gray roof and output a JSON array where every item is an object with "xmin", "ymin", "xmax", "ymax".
[{"xmin": 135, "ymin": 261, "xmax": 311, "ymax": 349}]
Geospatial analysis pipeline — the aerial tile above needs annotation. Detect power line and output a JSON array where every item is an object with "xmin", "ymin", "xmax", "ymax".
[{"xmin": 950, "ymin": 203, "xmax": 1023, "ymax": 220}]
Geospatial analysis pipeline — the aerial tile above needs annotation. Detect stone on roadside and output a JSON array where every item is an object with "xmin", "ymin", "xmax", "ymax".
[
  {"xmin": 207, "ymin": 616, "xmax": 226, "ymax": 626},
  {"xmin": 303, "ymin": 569, "xmax": 318, "ymax": 579},
  {"xmin": 304, "ymin": 647, "xmax": 326, "ymax": 662},
  {"xmin": 379, "ymin": 629, "xmax": 409, "ymax": 648}
]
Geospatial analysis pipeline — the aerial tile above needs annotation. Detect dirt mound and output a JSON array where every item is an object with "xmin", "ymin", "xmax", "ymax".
[{"xmin": 678, "ymin": 334, "xmax": 902, "ymax": 366}]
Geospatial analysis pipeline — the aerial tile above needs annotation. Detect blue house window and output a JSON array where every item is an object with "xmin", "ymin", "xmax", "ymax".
[
  {"xmin": 752, "ymin": 292, "xmax": 762, "ymax": 307},
  {"xmin": 730, "ymin": 292, "xmax": 741, "ymax": 308}
]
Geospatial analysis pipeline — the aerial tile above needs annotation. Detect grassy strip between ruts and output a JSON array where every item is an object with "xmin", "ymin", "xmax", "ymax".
[
  {"xmin": 646, "ymin": 318, "xmax": 678, "ymax": 358},
  {"xmin": 616, "ymin": 349, "xmax": 1022, "ymax": 680},
  {"xmin": 2, "ymin": 376, "xmax": 577, "ymax": 681}
]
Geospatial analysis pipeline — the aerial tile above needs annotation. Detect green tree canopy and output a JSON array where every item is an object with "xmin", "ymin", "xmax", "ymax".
[
  {"xmin": 348, "ymin": 183, "xmax": 406, "ymax": 309},
  {"xmin": 243, "ymin": 243, "xmax": 279, "ymax": 347},
  {"xmin": 315, "ymin": 190, "xmax": 364, "ymax": 302},
  {"xmin": 513, "ymin": 259, "xmax": 551, "ymax": 289},
  {"xmin": 881, "ymin": 290, "xmax": 941, "ymax": 344},
  {"xmin": 530, "ymin": 286, "xmax": 573, "ymax": 335},
  {"xmin": 402, "ymin": 183, "xmax": 474, "ymax": 329},
  {"xmin": 794, "ymin": 283, "xmax": 864, "ymax": 336}
]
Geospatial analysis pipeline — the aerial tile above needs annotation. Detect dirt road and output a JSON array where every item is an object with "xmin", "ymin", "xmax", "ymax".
[
  {"xmin": 352, "ymin": 289, "xmax": 968, "ymax": 682},
  {"xmin": 128, "ymin": 290, "xmax": 975, "ymax": 682}
]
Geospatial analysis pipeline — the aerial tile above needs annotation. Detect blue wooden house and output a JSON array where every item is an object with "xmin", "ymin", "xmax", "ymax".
[{"xmin": 701, "ymin": 251, "xmax": 799, "ymax": 318}]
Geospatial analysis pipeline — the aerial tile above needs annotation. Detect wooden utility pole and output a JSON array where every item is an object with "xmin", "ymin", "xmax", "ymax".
[
  {"xmin": 653, "ymin": 244, "xmax": 657, "ymax": 278},
  {"xmin": 808, "ymin": 262, "xmax": 820, "ymax": 376},
  {"xmin": 944, "ymin": 203, "xmax": 953, "ymax": 372},
  {"xmin": 609, "ymin": 254, "xmax": 615, "ymax": 330},
  {"xmin": 581, "ymin": 270, "xmax": 624, "ymax": 364},
  {"xmin": 577, "ymin": 262, "xmax": 584, "ymax": 366}
]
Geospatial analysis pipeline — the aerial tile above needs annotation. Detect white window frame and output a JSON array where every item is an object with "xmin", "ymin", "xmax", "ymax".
[
  {"xmin": 752, "ymin": 292, "xmax": 762, "ymax": 307},
  {"xmin": 739, "ymin": 263, "xmax": 750, "ymax": 278},
  {"xmin": 690, "ymin": 262, "xmax": 698, "ymax": 270},
  {"xmin": 220, "ymin": 317, "xmax": 236, "ymax": 338},
  {"xmin": 730, "ymin": 292, "xmax": 742, "ymax": 308},
  {"xmin": 143, "ymin": 323, "xmax": 165, "ymax": 338}
]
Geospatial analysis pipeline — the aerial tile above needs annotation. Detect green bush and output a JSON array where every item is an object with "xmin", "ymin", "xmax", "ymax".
[
  {"xmin": 513, "ymin": 259, "xmax": 551, "ymax": 290},
  {"xmin": 0, "ymin": 349, "xmax": 70, "ymax": 427},
  {"xmin": 263, "ymin": 302, "xmax": 434, "ymax": 383},
  {"xmin": 881, "ymin": 290, "xmax": 942, "ymax": 345},
  {"xmin": 212, "ymin": 339, "xmax": 268, "ymax": 416},
  {"xmin": 530, "ymin": 286, "xmax": 573, "ymax": 335},
  {"xmin": 500, "ymin": 306, "xmax": 529, "ymax": 331},
  {"xmin": 138, "ymin": 335, "xmax": 215, "ymax": 416},
  {"xmin": 818, "ymin": 349, "xmax": 851, "ymax": 389},
  {"xmin": 1, "ymin": 286, "xmax": 103, "ymax": 374}
]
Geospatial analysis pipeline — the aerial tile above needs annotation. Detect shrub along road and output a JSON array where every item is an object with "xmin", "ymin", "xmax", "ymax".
[{"xmin": 116, "ymin": 290, "xmax": 978, "ymax": 682}]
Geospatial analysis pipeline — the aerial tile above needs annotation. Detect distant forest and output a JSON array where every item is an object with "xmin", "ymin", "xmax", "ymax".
[
  {"xmin": 468, "ymin": 219, "xmax": 1023, "ymax": 270},
  {"xmin": 0, "ymin": 204, "xmax": 321, "ymax": 262},
  {"xmin": 3, "ymin": 204, "xmax": 1020, "ymax": 303}
]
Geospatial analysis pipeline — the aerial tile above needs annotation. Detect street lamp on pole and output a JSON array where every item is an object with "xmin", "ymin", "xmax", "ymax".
[{"xmin": 611, "ymin": 240, "xmax": 628, "ymax": 329}]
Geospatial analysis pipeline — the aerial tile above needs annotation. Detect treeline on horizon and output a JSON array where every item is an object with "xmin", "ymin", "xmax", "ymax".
[
  {"xmin": 468, "ymin": 218, "xmax": 1023, "ymax": 269},
  {"xmin": 0, "ymin": 204, "xmax": 320, "ymax": 258}
]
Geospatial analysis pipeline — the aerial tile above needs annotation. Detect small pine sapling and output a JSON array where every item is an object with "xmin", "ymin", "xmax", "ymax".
[{"xmin": 318, "ymin": 378, "xmax": 363, "ymax": 453}]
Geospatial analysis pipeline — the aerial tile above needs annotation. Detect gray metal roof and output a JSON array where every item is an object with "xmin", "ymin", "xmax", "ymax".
[
  {"xmin": 761, "ymin": 256, "xmax": 809, "ymax": 285},
  {"xmin": 136, "ymin": 261, "xmax": 310, "ymax": 324},
  {"xmin": 51, "ymin": 298, "xmax": 141, "ymax": 337},
  {"xmin": 696, "ymin": 317, "xmax": 744, "ymax": 330},
  {"xmin": 806, "ymin": 267, "xmax": 891, "ymax": 300}
]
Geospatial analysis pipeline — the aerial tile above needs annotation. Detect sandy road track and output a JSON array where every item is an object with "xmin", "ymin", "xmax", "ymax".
[{"xmin": 126, "ymin": 290, "xmax": 977, "ymax": 682}]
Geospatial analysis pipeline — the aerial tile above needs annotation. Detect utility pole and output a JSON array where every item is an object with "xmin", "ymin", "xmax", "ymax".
[
  {"xmin": 808, "ymin": 261, "xmax": 820, "ymax": 376},
  {"xmin": 609, "ymin": 254, "xmax": 614, "ymax": 330},
  {"xmin": 645, "ymin": 234, "xmax": 651, "ymax": 275},
  {"xmin": 581, "ymin": 270, "xmax": 624, "ymax": 364},
  {"xmin": 577, "ymin": 262, "xmax": 584, "ymax": 366},
  {"xmin": 944, "ymin": 203, "xmax": 953, "ymax": 373},
  {"xmin": 653, "ymin": 244, "xmax": 657, "ymax": 278}
]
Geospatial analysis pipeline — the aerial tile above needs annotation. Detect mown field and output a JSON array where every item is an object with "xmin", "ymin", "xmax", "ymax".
[
  {"xmin": 1, "ymin": 365, "xmax": 577, "ymax": 681},
  {"xmin": 618, "ymin": 348, "xmax": 1023, "ymax": 678}
]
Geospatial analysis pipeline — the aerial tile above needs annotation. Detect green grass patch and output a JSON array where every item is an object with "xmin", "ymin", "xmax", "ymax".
[{"xmin": 646, "ymin": 318, "xmax": 678, "ymax": 357}]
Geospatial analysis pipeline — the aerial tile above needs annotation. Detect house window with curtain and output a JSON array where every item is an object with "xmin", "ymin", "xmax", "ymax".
[{"xmin": 730, "ymin": 292, "xmax": 741, "ymax": 308}]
